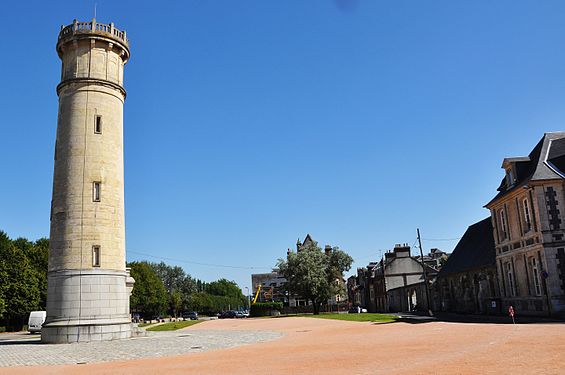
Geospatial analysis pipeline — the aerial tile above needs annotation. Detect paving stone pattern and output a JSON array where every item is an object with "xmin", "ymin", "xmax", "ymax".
[{"xmin": 0, "ymin": 330, "xmax": 282, "ymax": 367}]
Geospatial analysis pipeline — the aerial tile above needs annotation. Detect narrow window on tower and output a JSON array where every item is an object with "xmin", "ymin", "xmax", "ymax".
[
  {"xmin": 92, "ymin": 245, "xmax": 101, "ymax": 267},
  {"xmin": 93, "ymin": 181, "xmax": 101, "ymax": 202},
  {"xmin": 94, "ymin": 115, "xmax": 102, "ymax": 134}
]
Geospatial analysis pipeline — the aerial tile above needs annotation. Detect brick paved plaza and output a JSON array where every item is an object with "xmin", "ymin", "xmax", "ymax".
[
  {"xmin": 1, "ymin": 317, "xmax": 564, "ymax": 374},
  {"xmin": 0, "ymin": 329, "xmax": 281, "ymax": 368}
]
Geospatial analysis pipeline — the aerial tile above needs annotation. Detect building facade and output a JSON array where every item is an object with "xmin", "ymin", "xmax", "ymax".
[
  {"xmin": 350, "ymin": 245, "xmax": 440, "ymax": 313},
  {"xmin": 486, "ymin": 132, "xmax": 565, "ymax": 317},
  {"xmin": 250, "ymin": 272, "xmax": 288, "ymax": 304}
]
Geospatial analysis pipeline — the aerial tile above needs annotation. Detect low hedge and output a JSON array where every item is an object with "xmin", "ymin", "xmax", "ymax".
[{"xmin": 250, "ymin": 302, "xmax": 283, "ymax": 317}]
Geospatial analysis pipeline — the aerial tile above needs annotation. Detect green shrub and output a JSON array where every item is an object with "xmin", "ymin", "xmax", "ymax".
[
  {"xmin": 187, "ymin": 292, "xmax": 245, "ymax": 316},
  {"xmin": 250, "ymin": 302, "xmax": 283, "ymax": 317},
  {"xmin": 0, "ymin": 327, "xmax": 5, "ymax": 333}
]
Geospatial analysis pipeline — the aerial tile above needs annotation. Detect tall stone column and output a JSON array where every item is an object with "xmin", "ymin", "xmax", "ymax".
[{"xmin": 42, "ymin": 19, "xmax": 134, "ymax": 344}]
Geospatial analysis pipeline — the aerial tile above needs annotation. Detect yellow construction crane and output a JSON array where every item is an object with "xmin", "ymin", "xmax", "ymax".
[{"xmin": 252, "ymin": 285, "xmax": 262, "ymax": 305}]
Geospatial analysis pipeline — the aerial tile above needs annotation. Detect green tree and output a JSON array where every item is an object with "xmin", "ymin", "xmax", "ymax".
[
  {"xmin": 128, "ymin": 261, "xmax": 168, "ymax": 320},
  {"xmin": 150, "ymin": 262, "xmax": 186, "ymax": 293},
  {"xmin": 180, "ymin": 275, "xmax": 197, "ymax": 311},
  {"xmin": 0, "ymin": 235, "xmax": 41, "ymax": 329},
  {"xmin": 276, "ymin": 241, "xmax": 353, "ymax": 315},
  {"xmin": 206, "ymin": 279, "xmax": 245, "ymax": 299},
  {"xmin": 170, "ymin": 290, "xmax": 183, "ymax": 318},
  {"xmin": 19, "ymin": 238, "xmax": 49, "ymax": 309},
  {"xmin": 185, "ymin": 279, "xmax": 246, "ymax": 315},
  {"xmin": 439, "ymin": 255, "xmax": 449, "ymax": 267},
  {"xmin": 187, "ymin": 292, "xmax": 243, "ymax": 315},
  {"xmin": 0, "ymin": 257, "xmax": 7, "ymax": 319},
  {"xmin": 0, "ymin": 231, "xmax": 9, "ymax": 318},
  {"xmin": 149, "ymin": 262, "xmax": 197, "ymax": 314}
]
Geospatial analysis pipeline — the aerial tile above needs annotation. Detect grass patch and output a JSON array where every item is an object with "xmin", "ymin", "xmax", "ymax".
[
  {"xmin": 137, "ymin": 322, "xmax": 152, "ymax": 328},
  {"xmin": 302, "ymin": 313, "xmax": 397, "ymax": 323},
  {"xmin": 146, "ymin": 320, "xmax": 202, "ymax": 331}
]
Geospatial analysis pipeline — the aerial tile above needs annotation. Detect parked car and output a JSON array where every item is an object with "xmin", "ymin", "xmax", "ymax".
[
  {"xmin": 182, "ymin": 311, "xmax": 199, "ymax": 320},
  {"xmin": 235, "ymin": 311, "xmax": 247, "ymax": 318},
  {"xmin": 218, "ymin": 310, "xmax": 237, "ymax": 319},
  {"xmin": 348, "ymin": 306, "xmax": 368, "ymax": 314},
  {"xmin": 28, "ymin": 311, "xmax": 46, "ymax": 333}
]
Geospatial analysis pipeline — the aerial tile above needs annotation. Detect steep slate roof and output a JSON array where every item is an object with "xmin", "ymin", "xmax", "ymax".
[
  {"xmin": 486, "ymin": 132, "xmax": 565, "ymax": 206},
  {"xmin": 303, "ymin": 234, "xmax": 314, "ymax": 246},
  {"xmin": 438, "ymin": 218, "xmax": 496, "ymax": 277},
  {"xmin": 297, "ymin": 234, "xmax": 316, "ymax": 251}
]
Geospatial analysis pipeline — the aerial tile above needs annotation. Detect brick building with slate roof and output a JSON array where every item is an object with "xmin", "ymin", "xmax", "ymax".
[{"xmin": 485, "ymin": 131, "xmax": 565, "ymax": 317}]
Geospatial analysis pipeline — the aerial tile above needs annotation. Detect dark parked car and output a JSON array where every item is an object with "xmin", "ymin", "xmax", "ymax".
[
  {"xmin": 348, "ymin": 306, "xmax": 368, "ymax": 314},
  {"xmin": 182, "ymin": 311, "xmax": 199, "ymax": 320},
  {"xmin": 218, "ymin": 310, "xmax": 237, "ymax": 319}
]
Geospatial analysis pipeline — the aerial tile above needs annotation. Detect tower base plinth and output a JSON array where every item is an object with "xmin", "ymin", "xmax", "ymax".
[
  {"xmin": 41, "ymin": 320, "xmax": 132, "ymax": 344},
  {"xmin": 42, "ymin": 269, "xmax": 134, "ymax": 344}
]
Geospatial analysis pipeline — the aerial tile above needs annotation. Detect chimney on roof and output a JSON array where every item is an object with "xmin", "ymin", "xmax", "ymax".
[
  {"xmin": 393, "ymin": 243, "xmax": 411, "ymax": 258},
  {"xmin": 385, "ymin": 251, "xmax": 395, "ymax": 260},
  {"xmin": 324, "ymin": 245, "xmax": 331, "ymax": 256}
]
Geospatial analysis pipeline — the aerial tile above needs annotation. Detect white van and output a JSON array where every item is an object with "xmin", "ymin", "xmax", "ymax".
[{"xmin": 28, "ymin": 311, "xmax": 46, "ymax": 333}]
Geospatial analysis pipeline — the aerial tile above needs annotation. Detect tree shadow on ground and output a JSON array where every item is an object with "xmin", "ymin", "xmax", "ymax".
[{"xmin": 0, "ymin": 339, "xmax": 42, "ymax": 345}]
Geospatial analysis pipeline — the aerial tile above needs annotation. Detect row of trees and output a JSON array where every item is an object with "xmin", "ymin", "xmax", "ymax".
[
  {"xmin": 0, "ymin": 231, "xmax": 49, "ymax": 330},
  {"xmin": 0, "ymin": 230, "xmax": 247, "ymax": 330},
  {"xmin": 125, "ymin": 261, "xmax": 247, "ymax": 319}
]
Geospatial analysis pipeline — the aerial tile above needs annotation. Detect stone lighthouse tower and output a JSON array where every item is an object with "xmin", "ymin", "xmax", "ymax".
[{"xmin": 42, "ymin": 19, "xmax": 133, "ymax": 343}]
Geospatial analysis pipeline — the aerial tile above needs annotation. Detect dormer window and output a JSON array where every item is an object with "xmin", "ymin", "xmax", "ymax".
[{"xmin": 501, "ymin": 156, "xmax": 530, "ymax": 190}]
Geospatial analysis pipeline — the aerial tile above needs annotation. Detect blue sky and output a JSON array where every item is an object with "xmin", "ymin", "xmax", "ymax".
[{"xmin": 1, "ymin": 1, "xmax": 564, "ymax": 292}]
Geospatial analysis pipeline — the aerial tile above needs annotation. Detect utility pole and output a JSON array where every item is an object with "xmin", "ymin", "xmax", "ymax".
[{"xmin": 417, "ymin": 228, "xmax": 433, "ymax": 316}]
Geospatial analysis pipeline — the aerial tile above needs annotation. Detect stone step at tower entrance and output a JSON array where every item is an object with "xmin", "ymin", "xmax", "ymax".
[{"xmin": 42, "ymin": 19, "xmax": 134, "ymax": 344}]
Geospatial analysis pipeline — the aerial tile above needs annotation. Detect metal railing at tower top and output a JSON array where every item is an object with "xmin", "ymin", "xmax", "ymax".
[{"xmin": 58, "ymin": 18, "xmax": 128, "ymax": 45}]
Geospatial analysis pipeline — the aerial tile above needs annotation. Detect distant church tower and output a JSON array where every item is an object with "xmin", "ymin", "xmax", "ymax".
[{"xmin": 42, "ymin": 19, "xmax": 134, "ymax": 343}]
